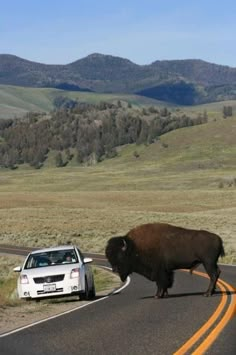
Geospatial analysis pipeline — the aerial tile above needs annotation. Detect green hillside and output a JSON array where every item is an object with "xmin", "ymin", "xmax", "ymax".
[
  {"xmin": 1, "ymin": 84, "xmax": 236, "ymax": 120},
  {"xmin": 98, "ymin": 116, "xmax": 236, "ymax": 189},
  {"xmin": 1, "ymin": 113, "xmax": 234, "ymax": 190},
  {"xmin": 0, "ymin": 85, "xmax": 54, "ymax": 118},
  {"xmin": 0, "ymin": 85, "xmax": 165, "ymax": 118}
]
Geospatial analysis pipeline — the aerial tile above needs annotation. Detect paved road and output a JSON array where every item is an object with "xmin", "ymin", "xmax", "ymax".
[{"xmin": 0, "ymin": 245, "xmax": 235, "ymax": 355}]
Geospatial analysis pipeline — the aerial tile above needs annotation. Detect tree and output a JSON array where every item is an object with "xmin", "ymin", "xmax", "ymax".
[
  {"xmin": 160, "ymin": 107, "xmax": 169, "ymax": 117},
  {"xmin": 65, "ymin": 148, "xmax": 73, "ymax": 162},
  {"xmin": 223, "ymin": 106, "xmax": 233, "ymax": 118},
  {"xmin": 53, "ymin": 96, "xmax": 78, "ymax": 109},
  {"xmin": 55, "ymin": 152, "xmax": 64, "ymax": 167},
  {"xmin": 117, "ymin": 100, "xmax": 122, "ymax": 108},
  {"xmin": 136, "ymin": 120, "xmax": 149, "ymax": 144},
  {"xmin": 203, "ymin": 110, "xmax": 208, "ymax": 122},
  {"xmin": 133, "ymin": 150, "xmax": 140, "ymax": 158}
]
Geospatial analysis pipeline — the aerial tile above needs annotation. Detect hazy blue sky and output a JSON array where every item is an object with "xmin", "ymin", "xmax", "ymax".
[{"xmin": 1, "ymin": 0, "xmax": 235, "ymax": 67}]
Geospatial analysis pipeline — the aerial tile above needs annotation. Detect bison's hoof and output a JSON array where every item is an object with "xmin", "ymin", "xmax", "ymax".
[
  {"xmin": 154, "ymin": 293, "xmax": 168, "ymax": 299},
  {"xmin": 203, "ymin": 292, "xmax": 211, "ymax": 297}
]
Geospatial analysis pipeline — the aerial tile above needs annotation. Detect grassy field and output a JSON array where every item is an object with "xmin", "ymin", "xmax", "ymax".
[
  {"xmin": 181, "ymin": 100, "xmax": 236, "ymax": 120},
  {"xmin": 0, "ymin": 116, "xmax": 235, "ymax": 263}
]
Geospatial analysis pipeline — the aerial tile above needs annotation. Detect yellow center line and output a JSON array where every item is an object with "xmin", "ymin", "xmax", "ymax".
[
  {"xmin": 174, "ymin": 270, "xmax": 228, "ymax": 355},
  {"xmin": 192, "ymin": 278, "xmax": 236, "ymax": 354}
]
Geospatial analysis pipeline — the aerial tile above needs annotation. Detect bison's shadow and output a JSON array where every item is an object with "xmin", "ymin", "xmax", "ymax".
[{"xmin": 141, "ymin": 290, "xmax": 234, "ymax": 300}]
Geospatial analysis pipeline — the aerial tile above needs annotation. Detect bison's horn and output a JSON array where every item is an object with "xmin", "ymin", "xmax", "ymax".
[{"xmin": 121, "ymin": 239, "xmax": 127, "ymax": 251}]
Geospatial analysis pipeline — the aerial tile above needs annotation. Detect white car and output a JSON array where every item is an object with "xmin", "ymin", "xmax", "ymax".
[{"xmin": 14, "ymin": 245, "xmax": 96, "ymax": 300}]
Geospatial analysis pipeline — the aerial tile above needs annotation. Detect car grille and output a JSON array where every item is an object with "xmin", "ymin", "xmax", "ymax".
[
  {"xmin": 33, "ymin": 274, "xmax": 65, "ymax": 284},
  {"xmin": 37, "ymin": 288, "xmax": 64, "ymax": 295}
]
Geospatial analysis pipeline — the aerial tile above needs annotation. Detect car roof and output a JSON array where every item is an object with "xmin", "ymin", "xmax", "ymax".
[{"xmin": 30, "ymin": 245, "xmax": 77, "ymax": 254}]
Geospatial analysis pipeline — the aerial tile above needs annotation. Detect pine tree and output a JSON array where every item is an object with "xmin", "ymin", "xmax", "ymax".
[{"xmin": 55, "ymin": 152, "xmax": 64, "ymax": 167}]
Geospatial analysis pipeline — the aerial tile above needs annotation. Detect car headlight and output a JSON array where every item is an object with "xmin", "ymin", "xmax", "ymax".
[
  {"xmin": 70, "ymin": 268, "xmax": 80, "ymax": 278},
  {"xmin": 20, "ymin": 274, "xmax": 29, "ymax": 284}
]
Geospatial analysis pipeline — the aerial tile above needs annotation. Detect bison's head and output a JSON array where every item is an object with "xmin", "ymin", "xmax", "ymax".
[{"xmin": 105, "ymin": 236, "xmax": 134, "ymax": 282}]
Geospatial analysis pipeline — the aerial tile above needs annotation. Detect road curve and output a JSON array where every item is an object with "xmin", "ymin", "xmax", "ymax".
[{"xmin": 0, "ymin": 244, "xmax": 235, "ymax": 355}]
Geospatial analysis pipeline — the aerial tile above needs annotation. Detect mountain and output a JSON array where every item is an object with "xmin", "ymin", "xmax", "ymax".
[{"xmin": 0, "ymin": 53, "xmax": 236, "ymax": 105}]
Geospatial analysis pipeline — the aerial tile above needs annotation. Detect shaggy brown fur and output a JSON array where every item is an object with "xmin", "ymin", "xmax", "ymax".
[{"xmin": 105, "ymin": 223, "xmax": 225, "ymax": 298}]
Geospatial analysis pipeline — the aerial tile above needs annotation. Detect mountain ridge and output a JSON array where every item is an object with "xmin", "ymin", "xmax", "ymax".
[{"xmin": 1, "ymin": 53, "xmax": 236, "ymax": 104}]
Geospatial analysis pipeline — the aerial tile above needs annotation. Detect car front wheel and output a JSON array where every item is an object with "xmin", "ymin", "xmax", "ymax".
[
  {"xmin": 79, "ymin": 278, "xmax": 89, "ymax": 300},
  {"xmin": 89, "ymin": 279, "xmax": 96, "ymax": 299}
]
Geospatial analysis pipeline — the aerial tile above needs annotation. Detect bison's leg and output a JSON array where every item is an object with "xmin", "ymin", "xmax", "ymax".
[
  {"xmin": 203, "ymin": 263, "xmax": 221, "ymax": 296},
  {"xmin": 154, "ymin": 270, "xmax": 173, "ymax": 299},
  {"xmin": 154, "ymin": 284, "xmax": 168, "ymax": 299},
  {"xmin": 189, "ymin": 261, "xmax": 201, "ymax": 274}
]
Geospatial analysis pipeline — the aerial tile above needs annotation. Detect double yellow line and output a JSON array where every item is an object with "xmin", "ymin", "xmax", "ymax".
[{"xmin": 174, "ymin": 270, "xmax": 236, "ymax": 354}]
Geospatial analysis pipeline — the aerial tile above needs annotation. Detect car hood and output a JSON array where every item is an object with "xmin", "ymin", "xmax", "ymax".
[{"xmin": 22, "ymin": 264, "xmax": 80, "ymax": 276}]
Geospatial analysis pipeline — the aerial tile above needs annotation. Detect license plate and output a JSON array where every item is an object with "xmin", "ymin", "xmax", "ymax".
[{"xmin": 43, "ymin": 284, "xmax": 56, "ymax": 292}]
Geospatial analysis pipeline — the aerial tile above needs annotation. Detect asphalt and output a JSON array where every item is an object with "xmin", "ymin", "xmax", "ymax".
[{"xmin": 0, "ymin": 245, "xmax": 235, "ymax": 355}]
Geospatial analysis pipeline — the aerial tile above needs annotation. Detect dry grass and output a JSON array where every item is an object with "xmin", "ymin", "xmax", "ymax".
[
  {"xmin": 0, "ymin": 255, "xmax": 24, "ymax": 307},
  {"xmin": 0, "ymin": 117, "xmax": 235, "ymax": 262},
  {"xmin": 0, "ymin": 189, "xmax": 235, "ymax": 261}
]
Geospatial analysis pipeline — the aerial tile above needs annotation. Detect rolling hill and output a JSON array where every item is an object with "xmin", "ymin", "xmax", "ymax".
[
  {"xmin": 1, "ymin": 53, "xmax": 236, "ymax": 105},
  {"xmin": 0, "ymin": 84, "xmax": 168, "ymax": 118}
]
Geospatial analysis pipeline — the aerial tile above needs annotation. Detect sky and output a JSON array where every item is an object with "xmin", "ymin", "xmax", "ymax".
[{"xmin": 1, "ymin": 0, "xmax": 236, "ymax": 67}]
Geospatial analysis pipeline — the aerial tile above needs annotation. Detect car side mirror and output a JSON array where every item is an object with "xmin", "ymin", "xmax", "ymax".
[
  {"xmin": 14, "ymin": 266, "xmax": 22, "ymax": 272},
  {"xmin": 83, "ymin": 257, "xmax": 93, "ymax": 264}
]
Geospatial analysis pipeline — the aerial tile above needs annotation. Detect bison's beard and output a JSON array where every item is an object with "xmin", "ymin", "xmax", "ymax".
[
  {"xmin": 115, "ymin": 267, "xmax": 130, "ymax": 282},
  {"xmin": 111, "ymin": 266, "xmax": 128, "ymax": 282},
  {"xmin": 119, "ymin": 273, "xmax": 128, "ymax": 282}
]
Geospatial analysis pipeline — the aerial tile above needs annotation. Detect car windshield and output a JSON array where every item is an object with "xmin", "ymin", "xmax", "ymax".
[{"xmin": 24, "ymin": 249, "xmax": 78, "ymax": 269}]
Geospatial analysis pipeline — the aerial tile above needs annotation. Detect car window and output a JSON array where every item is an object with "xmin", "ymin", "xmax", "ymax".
[{"xmin": 24, "ymin": 249, "xmax": 78, "ymax": 269}]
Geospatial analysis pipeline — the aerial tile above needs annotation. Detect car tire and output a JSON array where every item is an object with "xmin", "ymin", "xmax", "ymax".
[
  {"xmin": 89, "ymin": 280, "xmax": 96, "ymax": 299},
  {"xmin": 79, "ymin": 278, "xmax": 89, "ymax": 301}
]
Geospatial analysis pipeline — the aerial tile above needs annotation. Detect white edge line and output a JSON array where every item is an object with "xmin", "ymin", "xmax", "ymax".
[
  {"xmin": 0, "ymin": 296, "xmax": 108, "ymax": 338},
  {"xmin": 0, "ymin": 267, "xmax": 130, "ymax": 339}
]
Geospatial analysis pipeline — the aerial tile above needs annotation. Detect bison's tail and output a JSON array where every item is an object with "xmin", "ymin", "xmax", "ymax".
[{"xmin": 220, "ymin": 244, "xmax": 225, "ymax": 258}]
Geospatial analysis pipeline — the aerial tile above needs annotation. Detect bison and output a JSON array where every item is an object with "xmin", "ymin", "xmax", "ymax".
[{"xmin": 105, "ymin": 223, "xmax": 225, "ymax": 298}]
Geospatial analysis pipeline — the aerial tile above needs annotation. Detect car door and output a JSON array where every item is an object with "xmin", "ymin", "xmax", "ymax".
[{"xmin": 76, "ymin": 248, "xmax": 92, "ymax": 289}]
